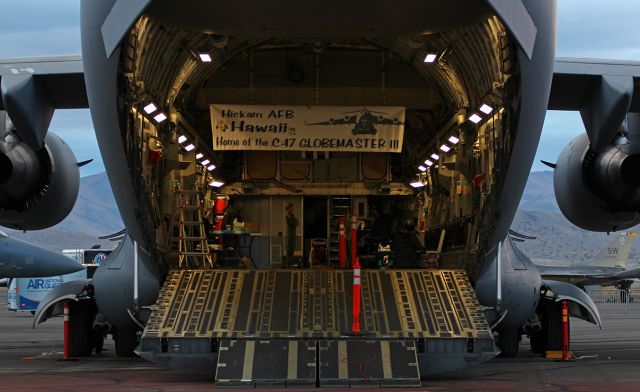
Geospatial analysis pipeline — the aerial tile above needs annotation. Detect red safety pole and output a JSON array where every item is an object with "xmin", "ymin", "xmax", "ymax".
[
  {"xmin": 562, "ymin": 299, "xmax": 569, "ymax": 360},
  {"xmin": 339, "ymin": 216, "xmax": 347, "ymax": 268},
  {"xmin": 352, "ymin": 257, "xmax": 361, "ymax": 333},
  {"xmin": 63, "ymin": 300, "xmax": 70, "ymax": 360},
  {"xmin": 351, "ymin": 212, "xmax": 358, "ymax": 264}
]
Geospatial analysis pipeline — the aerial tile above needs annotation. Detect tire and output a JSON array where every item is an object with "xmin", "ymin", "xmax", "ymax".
[
  {"xmin": 114, "ymin": 328, "xmax": 139, "ymax": 357},
  {"xmin": 93, "ymin": 334, "xmax": 105, "ymax": 354},
  {"xmin": 529, "ymin": 332, "xmax": 545, "ymax": 354},
  {"xmin": 540, "ymin": 300, "xmax": 569, "ymax": 352},
  {"xmin": 497, "ymin": 328, "xmax": 520, "ymax": 358},
  {"xmin": 69, "ymin": 301, "xmax": 93, "ymax": 357}
]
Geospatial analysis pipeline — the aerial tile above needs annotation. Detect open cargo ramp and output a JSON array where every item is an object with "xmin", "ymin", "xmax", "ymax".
[{"xmin": 139, "ymin": 269, "xmax": 496, "ymax": 387}]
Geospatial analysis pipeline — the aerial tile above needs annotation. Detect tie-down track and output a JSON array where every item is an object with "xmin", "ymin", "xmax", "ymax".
[{"xmin": 139, "ymin": 269, "xmax": 496, "ymax": 387}]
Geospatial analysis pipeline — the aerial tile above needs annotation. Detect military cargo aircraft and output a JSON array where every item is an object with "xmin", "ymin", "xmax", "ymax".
[{"xmin": 1, "ymin": 0, "xmax": 640, "ymax": 386}]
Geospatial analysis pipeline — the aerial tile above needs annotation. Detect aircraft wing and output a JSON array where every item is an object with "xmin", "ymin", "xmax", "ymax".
[
  {"xmin": 609, "ymin": 266, "xmax": 640, "ymax": 280},
  {"xmin": 0, "ymin": 55, "xmax": 88, "ymax": 110},
  {"xmin": 549, "ymin": 57, "xmax": 640, "ymax": 112},
  {"xmin": 579, "ymin": 266, "xmax": 640, "ymax": 287},
  {"xmin": 584, "ymin": 268, "xmax": 640, "ymax": 286},
  {"xmin": 536, "ymin": 263, "xmax": 640, "ymax": 287},
  {"xmin": 534, "ymin": 264, "xmax": 620, "ymax": 277},
  {"xmin": 7, "ymin": 56, "xmax": 640, "ymax": 113}
]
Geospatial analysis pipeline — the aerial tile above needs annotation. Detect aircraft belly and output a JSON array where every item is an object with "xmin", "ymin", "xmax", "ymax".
[{"xmin": 539, "ymin": 266, "xmax": 621, "ymax": 279}]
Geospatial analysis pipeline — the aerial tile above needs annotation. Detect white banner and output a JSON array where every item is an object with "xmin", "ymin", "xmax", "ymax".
[{"xmin": 210, "ymin": 105, "xmax": 405, "ymax": 152}]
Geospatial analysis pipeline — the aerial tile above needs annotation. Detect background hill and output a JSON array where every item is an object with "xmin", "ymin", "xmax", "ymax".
[
  {"xmin": 4, "ymin": 172, "xmax": 123, "ymax": 252},
  {"xmin": 513, "ymin": 171, "xmax": 640, "ymax": 265},
  {"xmin": 517, "ymin": 171, "xmax": 558, "ymax": 213},
  {"xmin": 3, "ymin": 171, "xmax": 639, "ymax": 264}
]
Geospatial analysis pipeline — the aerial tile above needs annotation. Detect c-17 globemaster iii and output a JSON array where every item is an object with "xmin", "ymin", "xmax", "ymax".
[{"xmin": 1, "ymin": 0, "xmax": 640, "ymax": 386}]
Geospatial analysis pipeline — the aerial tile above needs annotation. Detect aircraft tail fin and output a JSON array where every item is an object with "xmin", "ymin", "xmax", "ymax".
[{"xmin": 581, "ymin": 232, "xmax": 637, "ymax": 268}]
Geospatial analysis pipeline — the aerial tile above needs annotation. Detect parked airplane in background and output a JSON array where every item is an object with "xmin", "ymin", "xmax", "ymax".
[
  {"xmin": 1, "ymin": 0, "xmax": 640, "ymax": 385},
  {"xmin": 534, "ymin": 232, "xmax": 640, "ymax": 288},
  {"xmin": 0, "ymin": 230, "xmax": 84, "ymax": 278},
  {"xmin": 488, "ymin": 231, "xmax": 639, "ymax": 356}
]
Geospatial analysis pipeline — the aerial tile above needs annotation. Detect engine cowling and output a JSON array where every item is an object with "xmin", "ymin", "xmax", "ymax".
[
  {"xmin": 554, "ymin": 132, "xmax": 640, "ymax": 232},
  {"xmin": 0, "ymin": 131, "xmax": 80, "ymax": 230}
]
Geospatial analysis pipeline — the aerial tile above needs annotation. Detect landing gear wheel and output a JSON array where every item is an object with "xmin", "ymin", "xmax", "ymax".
[
  {"xmin": 93, "ymin": 334, "xmax": 105, "ymax": 354},
  {"xmin": 114, "ymin": 328, "xmax": 139, "ymax": 357},
  {"xmin": 69, "ymin": 301, "xmax": 93, "ymax": 357},
  {"xmin": 529, "ymin": 332, "xmax": 545, "ymax": 354},
  {"xmin": 497, "ymin": 328, "xmax": 520, "ymax": 358}
]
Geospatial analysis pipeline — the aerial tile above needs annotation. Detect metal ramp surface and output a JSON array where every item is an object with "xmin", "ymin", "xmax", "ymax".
[
  {"xmin": 215, "ymin": 339, "xmax": 317, "ymax": 388},
  {"xmin": 139, "ymin": 269, "xmax": 495, "ymax": 387},
  {"xmin": 319, "ymin": 340, "xmax": 420, "ymax": 388}
]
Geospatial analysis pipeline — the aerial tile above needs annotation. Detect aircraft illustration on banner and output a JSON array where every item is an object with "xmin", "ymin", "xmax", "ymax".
[{"xmin": 306, "ymin": 108, "xmax": 404, "ymax": 135}]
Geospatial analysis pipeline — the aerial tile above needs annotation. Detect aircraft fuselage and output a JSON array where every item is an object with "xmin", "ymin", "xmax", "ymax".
[{"xmin": 79, "ymin": 0, "xmax": 559, "ymax": 368}]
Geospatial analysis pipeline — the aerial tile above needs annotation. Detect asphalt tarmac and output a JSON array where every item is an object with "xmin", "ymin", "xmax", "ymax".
[{"xmin": 0, "ymin": 288, "xmax": 639, "ymax": 392}]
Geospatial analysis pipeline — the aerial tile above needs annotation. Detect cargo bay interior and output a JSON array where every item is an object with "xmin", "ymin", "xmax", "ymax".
[{"xmin": 119, "ymin": 14, "xmax": 517, "ymax": 280}]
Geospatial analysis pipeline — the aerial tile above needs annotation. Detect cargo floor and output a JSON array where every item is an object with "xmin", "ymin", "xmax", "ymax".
[{"xmin": 139, "ymin": 269, "xmax": 497, "ymax": 387}]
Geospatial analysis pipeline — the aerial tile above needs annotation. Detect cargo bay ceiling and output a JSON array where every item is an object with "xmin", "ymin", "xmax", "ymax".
[{"xmin": 120, "ymin": 6, "xmax": 515, "ymax": 172}]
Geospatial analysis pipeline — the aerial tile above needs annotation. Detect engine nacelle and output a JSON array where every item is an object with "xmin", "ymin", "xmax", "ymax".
[
  {"xmin": 0, "ymin": 132, "xmax": 80, "ymax": 230},
  {"xmin": 554, "ymin": 132, "xmax": 640, "ymax": 232}
]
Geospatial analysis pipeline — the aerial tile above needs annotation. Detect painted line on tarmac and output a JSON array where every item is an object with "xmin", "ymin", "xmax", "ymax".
[{"xmin": 0, "ymin": 366, "xmax": 162, "ymax": 374}]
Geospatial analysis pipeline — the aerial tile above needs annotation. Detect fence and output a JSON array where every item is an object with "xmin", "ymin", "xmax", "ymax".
[{"xmin": 586, "ymin": 288, "xmax": 640, "ymax": 311}]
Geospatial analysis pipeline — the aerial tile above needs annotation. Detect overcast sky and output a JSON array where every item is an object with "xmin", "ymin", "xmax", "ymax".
[{"xmin": 0, "ymin": 0, "xmax": 638, "ymax": 176}]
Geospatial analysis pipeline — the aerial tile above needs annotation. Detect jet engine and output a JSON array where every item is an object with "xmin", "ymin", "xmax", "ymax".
[
  {"xmin": 0, "ymin": 131, "xmax": 81, "ymax": 230},
  {"xmin": 554, "ymin": 131, "xmax": 640, "ymax": 232}
]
